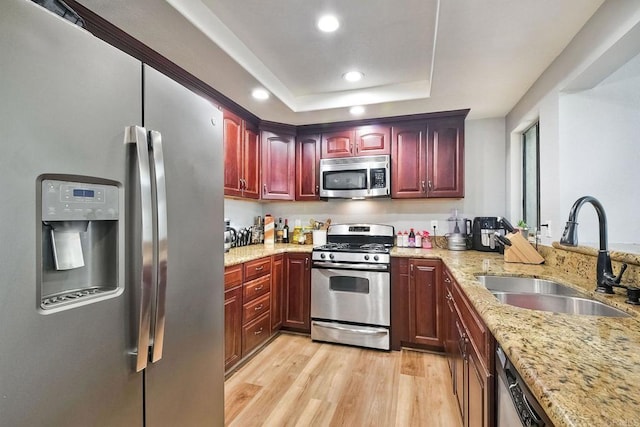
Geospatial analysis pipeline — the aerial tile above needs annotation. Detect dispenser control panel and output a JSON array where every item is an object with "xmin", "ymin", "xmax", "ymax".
[{"xmin": 42, "ymin": 179, "xmax": 119, "ymax": 221}]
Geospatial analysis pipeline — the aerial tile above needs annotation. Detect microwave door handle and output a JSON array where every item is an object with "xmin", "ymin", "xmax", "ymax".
[
  {"xmin": 125, "ymin": 126, "xmax": 153, "ymax": 372},
  {"xmin": 149, "ymin": 130, "xmax": 168, "ymax": 364}
]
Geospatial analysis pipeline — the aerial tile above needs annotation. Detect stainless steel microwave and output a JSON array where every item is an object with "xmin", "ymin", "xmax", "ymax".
[{"xmin": 319, "ymin": 155, "xmax": 390, "ymax": 199}]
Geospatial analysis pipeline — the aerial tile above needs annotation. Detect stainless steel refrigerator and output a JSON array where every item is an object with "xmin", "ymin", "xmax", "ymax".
[{"xmin": 0, "ymin": 1, "xmax": 224, "ymax": 425}]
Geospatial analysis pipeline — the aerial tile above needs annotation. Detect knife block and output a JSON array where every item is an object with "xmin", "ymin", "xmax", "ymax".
[{"xmin": 503, "ymin": 232, "xmax": 544, "ymax": 264}]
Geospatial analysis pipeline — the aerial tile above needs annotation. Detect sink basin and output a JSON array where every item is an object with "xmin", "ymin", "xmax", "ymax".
[
  {"xmin": 491, "ymin": 292, "xmax": 630, "ymax": 317},
  {"xmin": 476, "ymin": 275, "xmax": 583, "ymax": 297}
]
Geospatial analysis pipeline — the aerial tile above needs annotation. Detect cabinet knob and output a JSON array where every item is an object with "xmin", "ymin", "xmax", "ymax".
[
  {"xmin": 254, "ymin": 304, "xmax": 263, "ymax": 311},
  {"xmin": 263, "ymin": 184, "xmax": 267, "ymax": 194},
  {"xmin": 421, "ymin": 180, "xmax": 426, "ymax": 193},
  {"xmin": 254, "ymin": 328, "xmax": 263, "ymax": 335},
  {"xmin": 428, "ymin": 180, "xmax": 433, "ymax": 190},
  {"xmin": 444, "ymin": 276, "xmax": 451, "ymax": 283},
  {"xmin": 315, "ymin": 185, "xmax": 319, "ymax": 195}
]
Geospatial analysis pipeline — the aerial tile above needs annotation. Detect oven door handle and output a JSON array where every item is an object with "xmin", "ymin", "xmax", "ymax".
[
  {"xmin": 312, "ymin": 261, "xmax": 389, "ymax": 271},
  {"xmin": 312, "ymin": 321, "xmax": 388, "ymax": 336}
]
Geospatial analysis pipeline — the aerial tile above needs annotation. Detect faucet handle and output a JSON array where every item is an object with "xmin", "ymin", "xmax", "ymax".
[{"xmin": 615, "ymin": 263, "xmax": 628, "ymax": 284}]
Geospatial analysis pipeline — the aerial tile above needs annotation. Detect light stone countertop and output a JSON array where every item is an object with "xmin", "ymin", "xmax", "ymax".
[{"xmin": 225, "ymin": 245, "xmax": 640, "ymax": 427}]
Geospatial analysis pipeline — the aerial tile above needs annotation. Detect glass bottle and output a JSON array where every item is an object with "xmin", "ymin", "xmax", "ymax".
[{"xmin": 283, "ymin": 219, "xmax": 289, "ymax": 243}]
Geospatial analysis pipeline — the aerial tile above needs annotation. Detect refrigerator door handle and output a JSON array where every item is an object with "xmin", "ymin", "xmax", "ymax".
[
  {"xmin": 125, "ymin": 126, "xmax": 153, "ymax": 372},
  {"xmin": 149, "ymin": 130, "xmax": 168, "ymax": 363}
]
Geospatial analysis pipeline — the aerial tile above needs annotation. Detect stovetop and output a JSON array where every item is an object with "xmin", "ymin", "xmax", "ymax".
[
  {"xmin": 311, "ymin": 224, "xmax": 394, "ymax": 266},
  {"xmin": 314, "ymin": 242, "xmax": 390, "ymax": 254}
]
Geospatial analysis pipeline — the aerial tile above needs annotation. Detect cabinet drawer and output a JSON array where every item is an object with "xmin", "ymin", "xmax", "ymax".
[
  {"xmin": 243, "ymin": 274, "xmax": 271, "ymax": 302},
  {"xmin": 224, "ymin": 264, "xmax": 243, "ymax": 291},
  {"xmin": 242, "ymin": 311, "xmax": 271, "ymax": 355},
  {"xmin": 243, "ymin": 292, "xmax": 270, "ymax": 325},
  {"xmin": 244, "ymin": 257, "xmax": 271, "ymax": 281},
  {"xmin": 453, "ymin": 281, "xmax": 488, "ymax": 366}
]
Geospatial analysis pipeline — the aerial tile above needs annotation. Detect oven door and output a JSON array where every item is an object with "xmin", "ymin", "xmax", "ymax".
[{"xmin": 311, "ymin": 267, "xmax": 390, "ymax": 326}]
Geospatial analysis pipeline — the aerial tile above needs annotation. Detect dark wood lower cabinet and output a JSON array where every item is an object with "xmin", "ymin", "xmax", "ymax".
[
  {"xmin": 443, "ymin": 266, "xmax": 493, "ymax": 427},
  {"xmin": 282, "ymin": 253, "xmax": 311, "ymax": 332},
  {"xmin": 391, "ymin": 257, "xmax": 442, "ymax": 350},
  {"xmin": 271, "ymin": 254, "xmax": 284, "ymax": 332},
  {"xmin": 224, "ymin": 286, "xmax": 242, "ymax": 371}
]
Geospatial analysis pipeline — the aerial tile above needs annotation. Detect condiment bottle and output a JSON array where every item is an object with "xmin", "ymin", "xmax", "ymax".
[
  {"xmin": 402, "ymin": 230, "xmax": 408, "ymax": 247},
  {"xmin": 422, "ymin": 230, "xmax": 432, "ymax": 249},
  {"xmin": 283, "ymin": 219, "xmax": 289, "ymax": 243},
  {"xmin": 415, "ymin": 231, "xmax": 422, "ymax": 248},
  {"xmin": 397, "ymin": 231, "xmax": 403, "ymax": 247},
  {"xmin": 408, "ymin": 228, "xmax": 416, "ymax": 247}
]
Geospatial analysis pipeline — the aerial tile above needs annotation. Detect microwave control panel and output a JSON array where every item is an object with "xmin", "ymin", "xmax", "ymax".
[{"xmin": 370, "ymin": 168, "xmax": 387, "ymax": 188}]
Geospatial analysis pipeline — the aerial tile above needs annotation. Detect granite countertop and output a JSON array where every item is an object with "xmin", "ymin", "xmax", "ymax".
[{"xmin": 225, "ymin": 245, "xmax": 640, "ymax": 427}]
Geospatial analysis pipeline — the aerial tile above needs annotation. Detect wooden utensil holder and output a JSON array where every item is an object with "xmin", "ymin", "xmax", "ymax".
[{"xmin": 503, "ymin": 232, "xmax": 544, "ymax": 264}]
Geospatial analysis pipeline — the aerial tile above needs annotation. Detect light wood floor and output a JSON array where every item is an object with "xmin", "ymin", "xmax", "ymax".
[{"xmin": 224, "ymin": 333, "xmax": 462, "ymax": 427}]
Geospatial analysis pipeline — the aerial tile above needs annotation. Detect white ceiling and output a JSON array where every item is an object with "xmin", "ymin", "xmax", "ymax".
[{"xmin": 76, "ymin": 0, "xmax": 604, "ymax": 124}]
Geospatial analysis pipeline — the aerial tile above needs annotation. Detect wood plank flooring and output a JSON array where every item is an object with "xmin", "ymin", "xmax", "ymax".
[{"xmin": 225, "ymin": 333, "xmax": 462, "ymax": 427}]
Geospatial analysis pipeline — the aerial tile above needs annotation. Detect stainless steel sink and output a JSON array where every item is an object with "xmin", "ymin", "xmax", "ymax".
[
  {"xmin": 491, "ymin": 292, "xmax": 630, "ymax": 317},
  {"xmin": 476, "ymin": 275, "xmax": 583, "ymax": 297}
]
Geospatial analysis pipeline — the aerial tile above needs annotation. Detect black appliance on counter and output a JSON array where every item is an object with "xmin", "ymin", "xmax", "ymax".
[{"xmin": 472, "ymin": 217, "xmax": 510, "ymax": 252}]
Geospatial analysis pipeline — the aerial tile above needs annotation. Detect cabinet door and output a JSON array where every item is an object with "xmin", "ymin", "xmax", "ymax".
[
  {"xmin": 409, "ymin": 259, "xmax": 442, "ymax": 347},
  {"xmin": 321, "ymin": 129, "xmax": 355, "ymax": 158},
  {"xmin": 466, "ymin": 345, "xmax": 490, "ymax": 427},
  {"xmin": 223, "ymin": 110, "xmax": 243, "ymax": 197},
  {"xmin": 444, "ymin": 285, "xmax": 457, "ymax": 377},
  {"xmin": 283, "ymin": 253, "xmax": 311, "ymax": 332},
  {"xmin": 271, "ymin": 254, "xmax": 284, "ymax": 331},
  {"xmin": 355, "ymin": 125, "xmax": 390, "ymax": 156},
  {"xmin": 261, "ymin": 130, "xmax": 295, "ymax": 200},
  {"xmin": 224, "ymin": 286, "xmax": 242, "ymax": 371},
  {"xmin": 296, "ymin": 134, "xmax": 321, "ymax": 201},
  {"xmin": 427, "ymin": 117, "xmax": 464, "ymax": 198},
  {"xmin": 242, "ymin": 124, "xmax": 261, "ymax": 199},
  {"xmin": 391, "ymin": 123, "xmax": 427, "ymax": 198},
  {"xmin": 391, "ymin": 257, "xmax": 410, "ymax": 350},
  {"xmin": 454, "ymin": 315, "xmax": 465, "ymax": 419}
]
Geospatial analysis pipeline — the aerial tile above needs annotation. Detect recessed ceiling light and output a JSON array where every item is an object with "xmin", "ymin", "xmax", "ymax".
[
  {"xmin": 251, "ymin": 88, "xmax": 269, "ymax": 100},
  {"xmin": 317, "ymin": 15, "xmax": 339, "ymax": 32},
  {"xmin": 350, "ymin": 106, "xmax": 365, "ymax": 115},
  {"xmin": 343, "ymin": 71, "xmax": 364, "ymax": 82}
]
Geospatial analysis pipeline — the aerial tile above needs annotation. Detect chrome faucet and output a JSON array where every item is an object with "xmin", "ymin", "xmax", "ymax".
[{"xmin": 559, "ymin": 196, "xmax": 627, "ymax": 294}]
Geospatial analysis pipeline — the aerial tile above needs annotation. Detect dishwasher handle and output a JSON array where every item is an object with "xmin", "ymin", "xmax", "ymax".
[{"xmin": 496, "ymin": 347, "xmax": 545, "ymax": 426}]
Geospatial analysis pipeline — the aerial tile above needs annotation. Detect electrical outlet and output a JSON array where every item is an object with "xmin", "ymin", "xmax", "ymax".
[
  {"xmin": 545, "ymin": 220, "xmax": 552, "ymax": 238},
  {"xmin": 430, "ymin": 220, "xmax": 438, "ymax": 230}
]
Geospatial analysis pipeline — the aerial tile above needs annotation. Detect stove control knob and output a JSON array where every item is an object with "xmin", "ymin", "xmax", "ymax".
[
  {"xmin": 320, "ymin": 253, "xmax": 326, "ymax": 259},
  {"xmin": 329, "ymin": 254, "xmax": 334, "ymax": 260},
  {"xmin": 374, "ymin": 255, "xmax": 379, "ymax": 261},
  {"xmin": 364, "ymin": 255, "xmax": 370, "ymax": 261}
]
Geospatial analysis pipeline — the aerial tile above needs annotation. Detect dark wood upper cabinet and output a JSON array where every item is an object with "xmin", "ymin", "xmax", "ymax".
[
  {"xmin": 321, "ymin": 129, "xmax": 354, "ymax": 158},
  {"xmin": 391, "ymin": 122, "xmax": 427, "ymax": 198},
  {"xmin": 296, "ymin": 133, "xmax": 321, "ymax": 201},
  {"xmin": 392, "ymin": 116, "xmax": 465, "ymax": 199},
  {"xmin": 261, "ymin": 129, "xmax": 295, "ymax": 200},
  {"xmin": 223, "ymin": 109, "xmax": 260, "ymax": 199},
  {"xmin": 428, "ymin": 116, "xmax": 465, "ymax": 198},
  {"xmin": 223, "ymin": 110, "xmax": 243, "ymax": 197},
  {"xmin": 321, "ymin": 126, "xmax": 390, "ymax": 158},
  {"xmin": 243, "ymin": 124, "xmax": 260, "ymax": 199},
  {"xmin": 354, "ymin": 125, "xmax": 390, "ymax": 156}
]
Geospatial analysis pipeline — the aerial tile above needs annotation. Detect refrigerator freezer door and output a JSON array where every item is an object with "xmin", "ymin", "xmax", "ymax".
[
  {"xmin": 142, "ymin": 66, "xmax": 225, "ymax": 426},
  {"xmin": 0, "ymin": 1, "xmax": 143, "ymax": 426}
]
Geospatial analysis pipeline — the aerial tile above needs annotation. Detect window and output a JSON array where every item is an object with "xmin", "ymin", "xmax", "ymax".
[{"xmin": 522, "ymin": 122, "xmax": 540, "ymax": 229}]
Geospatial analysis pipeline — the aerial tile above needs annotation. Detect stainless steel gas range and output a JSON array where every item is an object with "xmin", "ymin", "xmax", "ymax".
[{"xmin": 310, "ymin": 224, "xmax": 394, "ymax": 350}]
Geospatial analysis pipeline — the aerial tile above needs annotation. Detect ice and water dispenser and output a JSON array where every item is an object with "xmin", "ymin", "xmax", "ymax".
[{"xmin": 39, "ymin": 178, "xmax": 122, "ymax": 311}]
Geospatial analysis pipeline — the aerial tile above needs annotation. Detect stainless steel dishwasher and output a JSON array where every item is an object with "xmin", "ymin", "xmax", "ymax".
[{"xmin": 496, "ymin": 346, "xmax": 553, "ymax": 426}]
